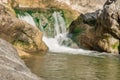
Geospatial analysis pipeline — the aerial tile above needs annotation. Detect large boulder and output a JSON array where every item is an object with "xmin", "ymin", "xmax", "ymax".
[
  {"xmin": 0, "ymin": 2, "xmax": 48, "ymax": 53},
  {"xmin": 0, "ymin": 15, "xmax": 48, "ymax": 53},
  {"xmin": 0, "ymin": 38, "xmax": 42, "ymax": 80},
  {"xmin": 69, "ymin": 10, "xmax": 99, "ymax": 47},
  {"xmin": 69, "ymin": 0, "xmax": 120, "ymax": 54},
  {"xmin": 0, "ymin": 3, "xmax": 48, "ymax": 52}
]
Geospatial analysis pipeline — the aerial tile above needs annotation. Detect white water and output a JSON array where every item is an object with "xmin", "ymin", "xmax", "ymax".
[
  {"xmin": 46, "ymin": 12, "xmax": 94, "ymax": 54},
  {"xmin": 18, "ymin": 13, "xmax": 36, "ymax": 27},
  {"xmin": 52, "ymin": 12, "xmax": 66, "ymax": 36},
  {"xmin": 17, "ymin": 12, "xmax": 97, "ymax": 55},
  {"xmin": 43, "ymin": 36, "xmax": 93, "ymax": 54}
]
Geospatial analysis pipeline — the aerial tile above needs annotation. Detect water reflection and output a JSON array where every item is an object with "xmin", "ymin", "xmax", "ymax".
[{"xmin": 23, "ymin": 53, "xmax": 120, "ymax": 80}]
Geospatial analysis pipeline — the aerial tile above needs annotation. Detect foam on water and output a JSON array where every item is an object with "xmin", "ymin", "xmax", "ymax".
[{"xmin": 43, "ymin": 36, "xmax": 93, "ymax": 54}]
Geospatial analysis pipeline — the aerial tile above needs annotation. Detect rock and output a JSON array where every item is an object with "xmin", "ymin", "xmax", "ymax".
[
  {"xmin": 94, "ymin": 0, "xmax": 120, "ymax": 54},
  {"xmin": 0, "ymin": 2, "xmax": 16, "ymax": 16},
  {"xmin": 0, "ymin": 38, "xmax": 42, "ymax": 80},
  {"xmin": 69, "ymin": 0, "xmax": 120, "ymax": 54},
  {"xmin": 14, "ymin": 0, "xmax": 106, "ymax": 13},
  {"xmin": 69, "ymin": 10, "xmax": 100, "ymax": 33},
  {"xmin": 69, "ymin": 10, "xmax": 99, "ymax": 47},
  {"xmin": 0, "ymin": 2, "xmax": 48, "ymax": 53},
  {"xmin": 0, "ymin": 15, "xmax": 48, "ymax": 53}
]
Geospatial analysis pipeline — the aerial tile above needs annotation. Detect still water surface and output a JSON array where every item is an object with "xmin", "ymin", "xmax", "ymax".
[{"xmin": 23, "ymin": 53, "xmax": 120, "ymax": 80}]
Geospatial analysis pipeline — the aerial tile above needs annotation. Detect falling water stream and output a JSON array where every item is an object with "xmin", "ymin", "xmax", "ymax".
[
  {"xmin": 18, "ymin": 11, "xmax": 94, "ymax": 54},
  {"xmin": 18, "ymin": 11, "xmax": 120, "ymax": 80}
]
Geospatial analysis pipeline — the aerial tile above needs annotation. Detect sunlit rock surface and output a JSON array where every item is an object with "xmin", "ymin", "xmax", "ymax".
[
  {"xmin": 0, "ymin": 4, "xmax": 48, "ymax": 53},
  {"xmin": 56, "ymin": 0, "xmax": 106, "ymax": 13},
  {"xmin": 14, "ymin": 0, "xmax": 106, "ymax": 13},
  {"xmin": 0, "ymin": 2, "xmax": 16, "ymax": 16},
  {"xmin": 0, "ymin": 15, "xmax": 48, "ymax": 53},
  {"xmin": 0, "ymin": 38, "xmax": 42, "ymax": 80}
]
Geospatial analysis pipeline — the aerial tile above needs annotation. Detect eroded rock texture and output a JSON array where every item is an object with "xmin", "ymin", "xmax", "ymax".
[
  {"xmin": 0, "ymin": 4, "xmax": 48, "ymax": 53},
  {"xmin": 13, "ymin": 0, "xmax": 106, "ymax": 13},
  {"xmin": 69, "ymin": 0, "xmax": 120, "ymax": 54},
  {"xmin": 0, "ymin": 39, "xmax": 42, "ymax": 80},
  {"xmin": 0, "ymin": 15, "xmax": 48, "ymax": 53}
]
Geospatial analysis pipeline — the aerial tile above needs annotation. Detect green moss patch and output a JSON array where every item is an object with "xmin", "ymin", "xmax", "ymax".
[
  {"xmin": 112, "ymin": 42, "xmax": 119, "ymax": 49},
  {"xmin": 13, "ymin": 40, "xmax": 30, "ymax": 48}
]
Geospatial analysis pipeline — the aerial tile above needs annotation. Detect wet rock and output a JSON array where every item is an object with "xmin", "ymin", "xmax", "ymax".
[{"xmin": 0, "ymin": 38, "xmax": 42, "ymax": 80}]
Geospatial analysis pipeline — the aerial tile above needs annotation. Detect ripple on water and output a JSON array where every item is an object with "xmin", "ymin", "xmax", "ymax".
[{"xmin": 23, "ymin": 52, "xmax": 120, "ymax": 80}]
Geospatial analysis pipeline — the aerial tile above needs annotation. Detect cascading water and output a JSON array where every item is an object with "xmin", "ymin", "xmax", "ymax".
[
  {"xmin": 18, "ymin": 13, "xmax": 36, "ymax": 27},
  {"xmin": 52, "ymin": 12, "xmax": 66, "ymax": 36},
  {"xmin": 45, "ymin": 11, "xmax": 95, "ymax": 54},
  {"xmin": 17, "ymin": 11, "xmax": 95, "ymax": 55}
]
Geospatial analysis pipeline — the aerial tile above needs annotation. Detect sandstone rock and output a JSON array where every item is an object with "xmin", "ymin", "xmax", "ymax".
[
  {"xmin": 69, "ymin": 0, "xmax": 120, "ymax": 54},
  {"xmin": 0, "ymin": 38, "xmax": 42, "ymax": 80},
  {"xmin": 14, "ymin": 0, "xmax": 106, "ymax": 13},
  {"xmin": 0, "ymin": 2, "xmax": 16, "ymax": 16},
  {"xmin": 95, "ymin": 0, "xmax": 120, "ymax": 54},
  {"xmin": 0, "ymin": 15, "xmax": 48, "ymax": 53},
  {"xmin": 0, "ymin": 2, "xmax": 48, "ymax": 54}
]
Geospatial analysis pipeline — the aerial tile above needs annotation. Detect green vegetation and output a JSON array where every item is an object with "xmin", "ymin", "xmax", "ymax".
[
  {"xmin": 118, "ymin": 44, "xmax": 120, "ymax": 52},
  {"xmin": 14, "ymin": 8, "xmax": 76, "ymax": 37},
  {"xmin": 112, "ymin": 42, "xmax": 119, "ymax": 49},
  {"xmin": 62, "ymin": 9, "xmax": 76, "ymax": 28},
  {"xmin": 13, "ymin": 39, "xmax": 30, "ymax": 48}
]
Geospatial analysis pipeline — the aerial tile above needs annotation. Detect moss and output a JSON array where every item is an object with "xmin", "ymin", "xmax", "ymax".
[
  {"xmin": 13, "ymin": 40, "xmax": 30, "ymax": 48},
  {"xmin": 73, "ymin": 27, "xmax": 85, "ymax": 33},
  {"xmin": 62, "ymin": 9, "xmax": 78, "ymax": 28},
  {"xmin": 14, "ymin": 7, "xmax": 77, "ymax": 28},
  {"xmin": 118, "ymin": 41, "xmax": 120, "ymax": 53},
  {"xmin": 112, "ymin": 42, "xmax": 119, "ymax": 49},
  {"xmin": 118, "ymin": 45, "xmax": 120, "ymax": 53},
  {"xmin": 70, "ymin": 27, "xmax": 85, "ymax": 46},
  {"xmin": 14, "ymin": 7, "xmax": 79, "ymax": 37}
]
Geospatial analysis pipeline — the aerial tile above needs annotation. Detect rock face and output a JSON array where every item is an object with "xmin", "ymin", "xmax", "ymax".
[
  {"xmin": 0, "ymin": 15, "xmax": 48, "ymax": 53},
  {"xmin": 0, "ymin": 3, "xmax": 48, "ymax": 53},
  {"xmin": 13, "ymin": 0, "xmax": 106, "ymax": 13},
  {"xmin": 0, "ymin": 38, "xmax": 42, "ymax": 80},
  {"xmin": 57, "ymin": 0, "xmax": 106, "ymax": 13},
  {"xmin": 0, "ymin": 0, "xmax": 16, "ymax": 16},
  {"xmin": 69, "ymin": 0, "xmax": 120, "ymax": 54},
  {"xmin": 0, "ymin": 2, "xmax": 46, "ymax": 80}
]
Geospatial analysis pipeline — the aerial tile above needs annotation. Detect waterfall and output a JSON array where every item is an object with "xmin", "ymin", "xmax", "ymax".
[
  {"xmin": 43, "ymin": 11, "xmax": 93, "ymax": 54},
  {"xmin": 17, "ymin": 11, "xmax": 94, "ymax": 54},
  {"xmin": 52, "ymin": 12, "xmax": 66, "ymax": 36},
  {"xmin": 18, "ymin": 13, "xmax": 36, "ymax": 27}
]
